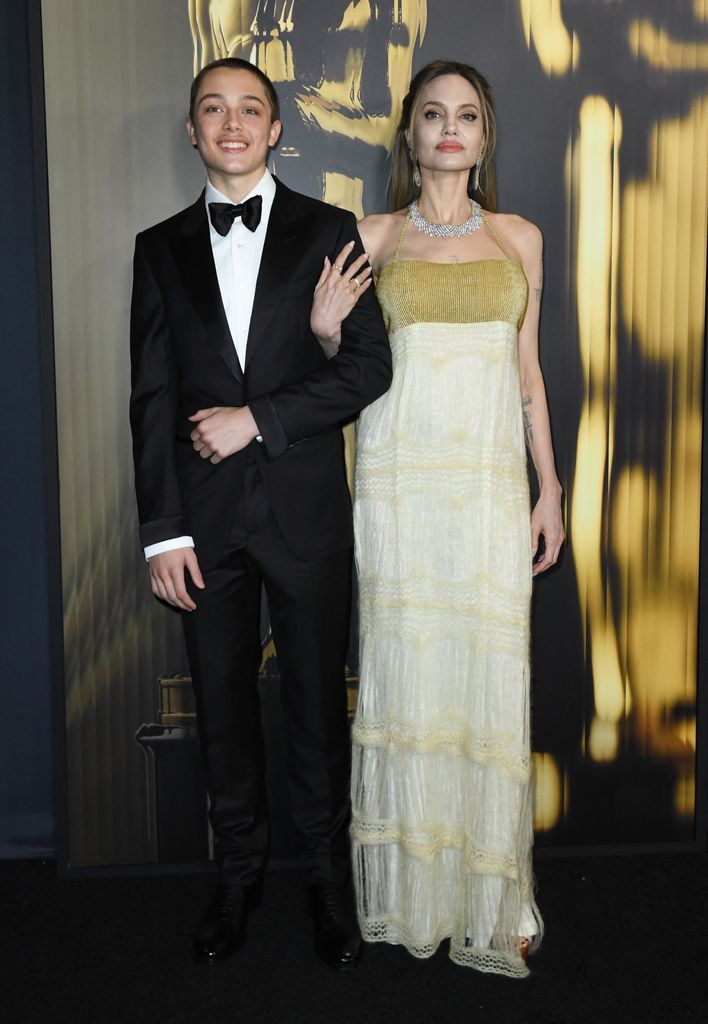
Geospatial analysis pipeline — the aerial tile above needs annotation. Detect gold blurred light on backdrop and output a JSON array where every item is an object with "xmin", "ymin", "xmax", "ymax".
[
  {"xmin": 628, "ymin": 18, "xmax": 708, "ymax": 71},
  {"xmin": 292, "ymin": 1, "xmax": 428, "ymax": 149},
  {"xmin": 618, "ymin": 96, "xmax": 707, "ymax": 760},
  {"xmin": 518, "ymin": 0, "xmax": 578, "ymax": 75},
  {"xmin": 569, "ymin": 90, "xmax": 706, "ymax": 772},
  {"xmin": 340, "ymin": 0, "xmax": 374, "ymax": 32},
  {"xmin": 250, "ymin": 1, "xmax": 295, "ymax": 81},
  {"xmin": 527, "ymin": 0, "xmax": 705, "ymax": 801},
  {"xmin": 570, "ymin": 95, "xmax": 629, "ymax": 755},
  {"xmin": 588, "ymin": 717, "xmax": 619, "ymax": 763},
  {"xmin": 532, "ymin": 752, "xmax": 562, "ymax": 832},
  {"xmin": 190, "ymin": 0, "xmax": 256, "ymax": 69},
  {"xmin": 323, "ymin": 172, "xmax": 364, "ymax": 219},
  {"xmin": 675, "ymin": 768, "xmax": 696, "ymax": 821}
]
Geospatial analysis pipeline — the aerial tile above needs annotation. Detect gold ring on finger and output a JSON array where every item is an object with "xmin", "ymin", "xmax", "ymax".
[
  {"xmin": 332, "ymin": 263, "xmax": 344, "ymax": 274},
  {"xmin": 352, "ymin": 277, "xmax": 360, "ymax": 290}
]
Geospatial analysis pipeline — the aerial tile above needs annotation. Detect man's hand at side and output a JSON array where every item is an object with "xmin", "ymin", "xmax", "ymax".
[
  {"xmin": 149, "ymin": 547, "xmax": 205, "ymax": 611},
  {"xmin": 189, "ymin": 406, "xmax": 259, "ymax": 463}
]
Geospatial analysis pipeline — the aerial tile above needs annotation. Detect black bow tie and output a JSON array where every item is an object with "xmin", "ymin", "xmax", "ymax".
[{"xmin": 208, "ymin": 195, "xmax": 263, "ymax": 236}]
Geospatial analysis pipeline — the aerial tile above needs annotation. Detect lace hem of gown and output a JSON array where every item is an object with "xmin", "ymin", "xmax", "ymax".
[{"xmin": 359, "ymin": 914, "xmax": 534, "ymax": 978}]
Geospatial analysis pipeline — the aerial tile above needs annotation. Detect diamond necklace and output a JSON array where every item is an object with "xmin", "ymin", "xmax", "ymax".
[{"xmin": 408, "ymin": 199, "xmax": 483, "ymax": 238}]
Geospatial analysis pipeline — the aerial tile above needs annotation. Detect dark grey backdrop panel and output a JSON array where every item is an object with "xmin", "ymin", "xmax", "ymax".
[{"xmin": 0, "ymin": 0, "xmax": 55, "ymax": 859}]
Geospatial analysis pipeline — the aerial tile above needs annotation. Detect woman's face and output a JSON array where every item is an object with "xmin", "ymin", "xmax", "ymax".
[{"xmin": 408, "ymin": 73, "xmax": 485, "ymax": 176}]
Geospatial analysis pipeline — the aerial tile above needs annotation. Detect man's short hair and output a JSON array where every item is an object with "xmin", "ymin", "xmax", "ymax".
[{"xmin": 189, "ymin": 57, "xmax": 281, "ymax": 123}]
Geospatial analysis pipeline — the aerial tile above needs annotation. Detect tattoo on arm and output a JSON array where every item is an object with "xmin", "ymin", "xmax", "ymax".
[{"xmin": 522, "ymin": 394, "xmax": 534, "ymax": 446}]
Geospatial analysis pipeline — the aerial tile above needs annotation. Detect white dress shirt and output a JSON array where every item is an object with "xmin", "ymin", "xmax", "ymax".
[{"xmin": 144, "ymin": 169, "xmax": 276, "ymax": 561}]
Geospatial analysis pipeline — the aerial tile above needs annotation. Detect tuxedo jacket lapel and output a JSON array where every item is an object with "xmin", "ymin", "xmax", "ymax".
[
  {"xmin": 245, "ymin": 180, "xmax": 309, "ymax": 368},
  {"xmin": 172, "ymin": 192, "xmax": 244, "ymax": 384}
]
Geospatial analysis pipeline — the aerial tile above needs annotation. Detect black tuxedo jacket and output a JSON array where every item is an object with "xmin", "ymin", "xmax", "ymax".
[{"xmin": 130, "ymin": 179, "xmax": 391, "ymax": 569}]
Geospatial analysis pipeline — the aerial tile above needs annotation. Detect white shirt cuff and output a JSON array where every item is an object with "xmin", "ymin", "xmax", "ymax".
[{"xmin": 144, "ymin": 536, "xmax": 195, "ymax": 561}]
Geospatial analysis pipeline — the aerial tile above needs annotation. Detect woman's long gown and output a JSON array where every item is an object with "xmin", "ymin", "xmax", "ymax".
[{"xmin": 351, "ymin": 212, "xmax": 542, "ymax": 978}]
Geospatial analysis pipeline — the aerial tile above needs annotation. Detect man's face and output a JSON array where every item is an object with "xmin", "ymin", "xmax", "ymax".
[{"xmin": 186, "ymin": 67, "xmax": 281, "ymax": 197}]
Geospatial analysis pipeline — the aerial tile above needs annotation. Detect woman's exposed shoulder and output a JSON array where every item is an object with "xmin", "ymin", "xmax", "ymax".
[
  {"xmin": 485, "ymin": 211, "xmax": 542, "ymax": 266},
  {"xmin": 358, "ymin": 210, "xmax": 406, "ymax": 238},
  {"xmin": 358, "ymin": 210, "xmax": 408, "ymax": 268},
  {"xmin": 488, "ymin": 212, "xmax": 542, "ymax": 251}
]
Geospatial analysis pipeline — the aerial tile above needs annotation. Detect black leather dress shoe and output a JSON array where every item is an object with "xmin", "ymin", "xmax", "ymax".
[
  {"xmin": 308, "ymin": 881, "xmax": 362, "ymax": 971},
  {"xmin": 194, "ymin": 883, "xmax": 258, "ymax": 963}
]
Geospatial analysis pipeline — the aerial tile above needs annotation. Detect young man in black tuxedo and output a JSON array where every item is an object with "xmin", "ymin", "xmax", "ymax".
[{"xmin": 129, "ymin": 58, "xmax": 391, "ymax": 969}]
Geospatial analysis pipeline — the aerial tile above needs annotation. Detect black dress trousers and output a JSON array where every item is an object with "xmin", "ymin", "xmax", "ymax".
[{"xmin": 182, "ymin": 454, "xmax": 353, "ymax": 888}]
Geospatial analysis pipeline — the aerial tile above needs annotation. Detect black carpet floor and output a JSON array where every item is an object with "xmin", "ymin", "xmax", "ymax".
[{"xmin": 2, "ymin": 853, "xmax": 706, "ymax": 1024}]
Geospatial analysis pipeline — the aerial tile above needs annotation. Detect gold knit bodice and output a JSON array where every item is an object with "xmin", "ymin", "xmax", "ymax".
[
  {"xmin": 376, "ymin": 257, "xmax": 528, "ymax": 335},
  {"xmin": 375, "ymin": 209, "xmax": 528, "ymax": 335}
]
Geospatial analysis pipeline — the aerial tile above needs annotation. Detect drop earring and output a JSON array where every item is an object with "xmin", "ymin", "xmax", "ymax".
[
  {"xmin": 473, "ymin": 151, "xmax": 482, "ymax": 192},
  {"xmin": 408, "ymin": 143, "xmax": 422, "ymax": 189}
]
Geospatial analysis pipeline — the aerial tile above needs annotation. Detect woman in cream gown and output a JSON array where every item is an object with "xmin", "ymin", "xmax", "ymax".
[{"xmin": 348, "ymin": 61, "xmax": 564, "ymax": 979}]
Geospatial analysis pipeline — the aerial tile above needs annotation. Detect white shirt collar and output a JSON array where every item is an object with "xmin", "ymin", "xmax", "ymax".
[{"xmin": 204, "ymin": 168, "xmax": 276, "ymax": 214}]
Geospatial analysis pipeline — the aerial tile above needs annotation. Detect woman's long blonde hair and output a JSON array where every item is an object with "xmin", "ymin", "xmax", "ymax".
[{"xmin": 389, "ymin": 60, "xmax": 498, "ymax": 213}]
